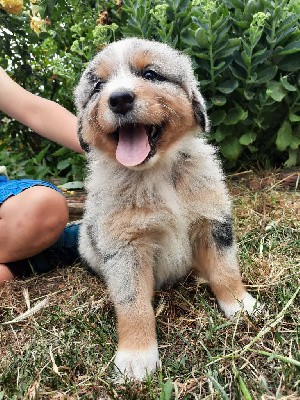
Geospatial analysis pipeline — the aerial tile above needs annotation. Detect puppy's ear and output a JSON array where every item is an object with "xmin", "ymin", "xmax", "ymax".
[
  {"xmin": 78, "ymin": 117, "xmax": 90, "ymax": 152},
  {"xmin": 74, "ymin": 65, "xmax": 98, "ymax": 153},
  {"xmin": 191, "ymin": 89, "xmax": 210, "ymax": 133}
]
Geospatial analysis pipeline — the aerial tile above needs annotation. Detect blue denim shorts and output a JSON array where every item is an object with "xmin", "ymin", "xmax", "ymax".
[{"xmin": 0, "ymin": 175, "xmax": 61, "ymax": 205}]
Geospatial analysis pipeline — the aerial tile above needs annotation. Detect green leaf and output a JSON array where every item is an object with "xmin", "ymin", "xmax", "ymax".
[
  {"xmin": 248, "ymin": 144, "xmax": 258, "ymax": 153},
  {"xmin": 217, "ymin": 43, "xmax": 240, "ymax": 58},
  {"xmin": 281, "ymin": 76, "xmax": 297, "ymax": 92},
  {"xmin": 209, "ymin": 32, "xmax": 217, "ymax": 45},
  {"xmin": 244, "ymin": 90, "xmax": 255, "ymax": 100},
  {"xmin": 59, "ymin": 181, "xmax": 84, "ymax": 190},
  {"xmin": 211, "ymin": 110, "xmax": 226, "ymax": 126},
  {"xmin": 211, "ymin": 95, "xmax": 227, "ymax": 106},
  {"xmin": 239, "ymin": 132, "xmax": 256, "ymax": 145},
  {"xmin": 278, "ymin": 53, "xmax": 300, "ymax": 72},
  {"xmin": 221, "ymin": 137, "xmax": 242, "ymax": 160},
  {"xmin": 193, "ymin": 51, "xmax": 210, "ymax": 60},
  {"xmin": 34, "ymin": 144, "xmax": 51, "ymax": 163},
  {"xmin": 276, "ymin": 121, "xmax": 293, "ymax": 151},
  {"xmin": 223, "ymin": 105, "xmax": 248, "ymax": 125},
  {"xmin": 241, "ymin": 50, "xmax": 251, "ymax": 67},
  {"xmin": 160, "ymin": 380, "xmax": 173, "ymax": 400},
  {"xmin": 237, "ymin": 372, "xmax": 252, "ymax": 400},
  {"xmin": 242, "ymin": 40, "xmax": 252, "ymax": 58},
  {"xmin": 289, "ymin": 113, "xmax": 300, "ymax": 122},
  {"xmin": 284, "ymin": 148, "xmax": 299, "ymax": 167},
  {"xmin": 217, "ymin": 37, "xmax": 241, "ymax": 58},
  {"xmin": 277, "ymin": 41, "xmax": 300, "ymax": 55},
  {"xmin": 217, "ymin": 80, "xmax": 239, "ymax": 94},
  {"xmin": 207, "ymin": 374, "xmax": 230, "ymax": 400},
  {"xmin": 233, "ymin": 52, "xmax": 247, "ymax": 70},
  {"xmin": 290, "ymin": 135, "xmax": 300, "ymax": 150},
  {"xmin": 214, "ymin": 61, "xmax": 226, "ymax": 72},
  {"xmin": 57, "ymin": 159, "xmax": 71, "ymax": 171},
  {"xmin": 266, "ymin": 81, "xmax": 287, "ymax": 102},
  {"xmin": 227, "ymin": 38, "xmax": 241, "ymax": 48},
  {"xmin": 213, "ymin": 126, "xmax": 227, "ymax": 142},
  {"xmin": 252, "ymin": 49, "xmax": 272, "ymax": 67},
  {"xmin": 195, "ymin": 28, "xmax": 209, "ymax": 48},
  {"xmin": 52, "ymin": 147, "xmax": 70, "ymax": 156},
  {"xmin": 230, "ymin": 64, "xmax": 247, "ymax": 80},
  {"xmin": 244, "ymin": 0, "xmax": 263, "ymax": 21},
  {"xmin": 254, "ymin": 66, "xmax": 277, "ymax": 84},
  {"xmin": 181, "ymin": 28, "xmax": 198, "ymax": 46},
  {"xmin": 276, "ymin": 25, "xmax": 297, "ymax": 46}
]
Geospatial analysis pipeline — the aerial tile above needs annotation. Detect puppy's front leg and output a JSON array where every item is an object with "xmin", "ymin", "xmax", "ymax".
[
  {"xmin": 103, "ymin": 249, "xmax": 159, "ymax": 380},
  {"xmin": 193, "ymin": 217, "xmax": 259, "ymax": 318}
]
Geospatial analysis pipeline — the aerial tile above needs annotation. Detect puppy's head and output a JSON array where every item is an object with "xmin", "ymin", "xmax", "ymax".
[{"xmin": 75, "ymin": 38, "xmax": 209, "ymax": 169}]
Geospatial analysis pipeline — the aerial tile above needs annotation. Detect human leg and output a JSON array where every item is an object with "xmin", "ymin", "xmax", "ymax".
[
  {"xmin": 0, "ymin": 185, "xmax": 69, "ymax": 283},
  {"xmin": 0, "ymin": 263, "xmax": 14, "ymax": 283}
]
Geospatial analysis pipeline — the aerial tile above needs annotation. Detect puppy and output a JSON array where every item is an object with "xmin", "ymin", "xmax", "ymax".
[{"xmin": 75, "ymin": 38, "xmax": 259, "ymax": 380}]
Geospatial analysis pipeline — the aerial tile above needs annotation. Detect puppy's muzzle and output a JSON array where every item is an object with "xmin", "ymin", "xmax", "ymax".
[
  {"xmin": 109, "ymin": 90, "xmax": 135, "ymax": 115},
  {"xmin": 107, "ymin": 89, "xmax": 162, "ymax": 168}
]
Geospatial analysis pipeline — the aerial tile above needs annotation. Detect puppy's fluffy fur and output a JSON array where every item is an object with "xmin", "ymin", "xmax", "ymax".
[{"xmin": 75, "ymin": 38, "xmax": 258, "ymax": 380}]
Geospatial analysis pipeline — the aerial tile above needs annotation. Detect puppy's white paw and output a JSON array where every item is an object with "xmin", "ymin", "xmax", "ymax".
[
  {"xmin": 114, "ymin": 345, "xmax": 159, "ymax": 381},
  {"xmin": 219, "ymin": 292, "xmax": 263, "ymax": 319}
]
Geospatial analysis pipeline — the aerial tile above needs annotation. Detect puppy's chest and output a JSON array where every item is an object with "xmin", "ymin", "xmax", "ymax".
[{"xmin": 87, "ymin": 167, "xmax": 191, "ymax": 238}]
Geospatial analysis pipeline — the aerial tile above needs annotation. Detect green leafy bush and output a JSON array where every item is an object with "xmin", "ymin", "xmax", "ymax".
[{"xmin": 0, "ymin": 0, "xmax": 299, "ymax": 177}]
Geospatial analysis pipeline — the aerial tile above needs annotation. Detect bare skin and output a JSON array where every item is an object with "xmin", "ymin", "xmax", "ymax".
[
  {"xmin": 0, "ymin": 187, "xmax": 69, "ymax": 282},
  {"xmin": 0, "ymin": 67, "xmax": 82, "ymax": 153},
  {"xmin": 0, "ymin": 67, "xmax": 83, "ymax": 285}
]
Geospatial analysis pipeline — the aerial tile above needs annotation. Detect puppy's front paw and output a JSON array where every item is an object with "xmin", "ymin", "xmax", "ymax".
[
  {"xmin": 219, "ymin": 292, "xmax": 263, "ymax": 319},
  {"xmin": 114, "ymin": 345, "xmax": 159, "ymax": 381}
]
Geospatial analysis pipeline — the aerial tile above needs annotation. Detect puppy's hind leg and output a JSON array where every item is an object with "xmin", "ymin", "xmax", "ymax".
[
  {"xmin": 193, "ymin": 217, "xmax": 259, "ymax": 319},
  {"xmin": 102, "ymin": 246, "xmax": 159, "ymax": 381}
]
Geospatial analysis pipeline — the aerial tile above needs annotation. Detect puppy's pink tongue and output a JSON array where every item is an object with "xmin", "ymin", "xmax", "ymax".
[{"xmin": 116, "ymin": 124, "xmax": 150, "ymax": 167}]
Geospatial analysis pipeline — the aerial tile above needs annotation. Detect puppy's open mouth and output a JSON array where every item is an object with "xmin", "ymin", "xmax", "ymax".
[{"xmin": 112, "ymin": 124, "xmax": 162, "ymax": 167}]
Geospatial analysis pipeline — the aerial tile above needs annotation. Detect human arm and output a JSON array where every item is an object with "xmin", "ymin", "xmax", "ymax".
[{"xmin": 0, "ymin": 67, "xmax": 83, "ymax": 153}]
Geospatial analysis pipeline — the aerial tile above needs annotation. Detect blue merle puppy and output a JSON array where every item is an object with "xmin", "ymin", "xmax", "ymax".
[{"xmin": 75, "ymin": 38, "xmax": 260, "ymax": 381}]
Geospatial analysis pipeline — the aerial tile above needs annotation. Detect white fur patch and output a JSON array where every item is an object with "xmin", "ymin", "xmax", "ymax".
[
  {"xmin": 114, "ymin": 345, "xmax": 159, "ymax": 381},
  {"xmin": 218, "ymin": 292, "xmax": 261, "ymax": 319}
]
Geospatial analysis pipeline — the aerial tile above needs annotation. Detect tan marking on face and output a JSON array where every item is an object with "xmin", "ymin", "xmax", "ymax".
[
  {"xmin": 132, "ymin": 84, "xmax": 198, "ymax": 152},
  {"xmin": 83, "ymin": 105, "xmax": 117, "ymax": 159},
  {"xmin": 129, "ymin": 51, "xmax": 153, "ymax": 71},
  {"xmin": 156, "ymin": 103, "xmax": 197, "ymax": 152},
  {"xmin": 94, "ymin": 60, "xmax": 115, "ymax": 81}
]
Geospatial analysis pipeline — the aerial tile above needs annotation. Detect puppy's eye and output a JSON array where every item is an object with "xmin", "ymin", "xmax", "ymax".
[
  {"xmin": 142, "ymin": 69, "xmax": 165, "ymax": 82},
  {"xmin": 143, "ymin": 69, "xmax": 157, "ymax": 80},
  {"xmin": 91, "ymin": 80, "xmax": 105, "ymax": 95}
]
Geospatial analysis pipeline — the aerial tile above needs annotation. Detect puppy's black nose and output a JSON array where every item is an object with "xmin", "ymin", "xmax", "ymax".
[{"xmin": 109, "ymin": 91, "xmax": 135, "ymax": 115}]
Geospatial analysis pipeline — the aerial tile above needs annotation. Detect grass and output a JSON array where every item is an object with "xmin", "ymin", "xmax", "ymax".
[{"xmin": 0, "ymin": 173, "xmax": 299, "ymax": 399}]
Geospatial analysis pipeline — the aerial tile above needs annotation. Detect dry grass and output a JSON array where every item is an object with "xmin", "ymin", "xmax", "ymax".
[{"xmin": 0, "ymin": 173, "xmax": 299, "ymax": 399}]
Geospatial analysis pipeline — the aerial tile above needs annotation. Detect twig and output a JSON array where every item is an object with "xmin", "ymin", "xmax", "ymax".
[
  {"xmin": 228, "ymin": 170, "xmax": 253, "ymax": 177},
  {"xmin": 266, "ymin": 173, "xmax": 299, "ymax": 192},
  {"xmin": 1, "ymin": 297, "xmax": 49, "ymax": 325}
]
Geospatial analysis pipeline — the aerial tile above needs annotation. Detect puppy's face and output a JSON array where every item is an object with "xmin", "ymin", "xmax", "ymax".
[{"xmin": 75, "ymin": 38, "xmax": 208, "ymax": 169}]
